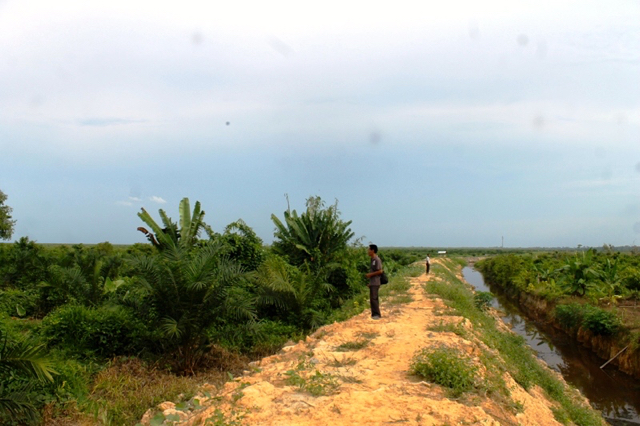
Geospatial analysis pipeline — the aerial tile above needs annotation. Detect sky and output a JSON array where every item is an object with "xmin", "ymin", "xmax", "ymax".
[{"xmin": 1, "ymin": 0, "xmax": 639, "ymax": 248}]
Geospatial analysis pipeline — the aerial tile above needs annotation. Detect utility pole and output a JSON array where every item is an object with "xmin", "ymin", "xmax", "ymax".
[{"xmin": 501, "ymin": 236, "xmax": 504, "ymax": 248}]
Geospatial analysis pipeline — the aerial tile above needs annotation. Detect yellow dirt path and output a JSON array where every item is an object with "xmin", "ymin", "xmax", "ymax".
[{"xmin": 142, "ymin": 260, "xmax": 569, "ymax": 426}]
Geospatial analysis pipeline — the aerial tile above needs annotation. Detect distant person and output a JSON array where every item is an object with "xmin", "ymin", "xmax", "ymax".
[
  {"xmin": 366, "ymin": 244, "xmax": 384, "ymax": 319},
  {"xmin": 425, "ymin": 254, "xmax": 431, "ymax": 274}
]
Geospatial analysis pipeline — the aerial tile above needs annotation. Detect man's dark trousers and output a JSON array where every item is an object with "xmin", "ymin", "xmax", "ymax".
[{"xmin": 370, "ymin": 285, "xmax": 381, "ymax": 317}]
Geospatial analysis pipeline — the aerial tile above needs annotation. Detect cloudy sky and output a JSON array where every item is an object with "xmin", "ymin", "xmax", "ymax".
[{"xmin": 1, "ymin": 0, "xmax": 639, "ymax": 248}]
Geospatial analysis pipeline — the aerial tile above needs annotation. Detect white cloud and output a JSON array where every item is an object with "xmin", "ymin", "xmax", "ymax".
[
  {"xmin": 116, "ymin": 200, "xmax": 132, "ymax": 206},
  {"xmin": 150, "ymin": 196, "xmax": 166, "ymax": 204},
  {"xmin": 128, "ymin": 196, "xmax": 142, "ymax": 202}
]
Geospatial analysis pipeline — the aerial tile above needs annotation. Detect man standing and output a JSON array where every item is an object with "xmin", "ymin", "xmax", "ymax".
[
  {"xmin": 366, "ymin": 244, "xmax": 383, "ymax": 319},
  {"xmin": 425, "ymin": 254, "xmax": 431, "ymax": 275}
]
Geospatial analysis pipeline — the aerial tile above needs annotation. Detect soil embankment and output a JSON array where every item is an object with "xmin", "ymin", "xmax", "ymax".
[{"xmin": 141, "ymin": 260, "xmax": 598, "ymax": 426}]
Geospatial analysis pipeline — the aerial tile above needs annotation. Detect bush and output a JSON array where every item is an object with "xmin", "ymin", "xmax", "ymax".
[
  {"xmin": 41, "ymin": 304, "xmax": 147, "ymax": 358},
  {"xmin": 582, "ymin": 306, "xmax": 621, "ymax": 336},
  {"xmin": 555, "ymin": 303, "xmax": 621, "ymax": 336},
  {"xmin": 554, "ymin": 303, "xmax": 585, "ymax": 330},
  {"xmin": 473, "ymin": 292, "xmax": 494, "ymax": 311},
  {"xmin": 410, "ymin": 346, "xmax": 477, "ymax": 396},
  {"xmin": 0, "ymin": 288, "xmax": 39, "ymax": 317}
]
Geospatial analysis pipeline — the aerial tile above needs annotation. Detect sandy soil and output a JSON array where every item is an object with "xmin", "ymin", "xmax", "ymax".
[{"xmin": 142, "ymin": 260, "xmax": 572, "ymax": 426}]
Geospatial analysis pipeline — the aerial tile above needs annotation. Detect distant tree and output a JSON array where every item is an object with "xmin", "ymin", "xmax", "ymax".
[{"xmin": 0, "ymin": 190, "xmax": 16, "ymax": 241}]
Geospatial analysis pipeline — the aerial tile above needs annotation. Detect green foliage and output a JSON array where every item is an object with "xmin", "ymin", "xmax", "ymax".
[
  {"xmin": 558, "ymin": 249, "xmax": 601, "ymax": 297},
  {"xmin": 0, "ymin": 190, "xmax": 16, "ymax": 241},
  {"xmin": 86, "ymin": 357, "xmax": 201, "ymax": 426},
  {"xmin": 473, "ymin": 291, "xmax": 494, "ymax": 311},
  {"xmin": 477, "ymin": 250, "xmax": 640, "ymax": 304},
  {"xmin": 582, "ymin": 306, "xmax": 622, "ymax": 336},
  {"xmin": 41, "ymin": 304, "xmax": 146, "ymax": 358},
  {"xmin": 253, "ymin": 254, "xmax": 334, "ymax": 330},
  {"xmin": 137, "ymin": 197, "xmax": 213, "ymax": 250},
  {"xmin": 0, "ymin": 322, "xmax": 57, "ymax": 424},
  {"xmin": 218, "ymin": 220, "xmax": 265, "ymax": 271},
  {"xmin": 128, "ymin": 242, "xmax": 256, "ymax": 372},
  {"xmin": 554, "ymin": 303, "xmax": 585, "ymax": 330},
  {"xmin": 475, "ymin": 254, "xmax": 531, "ymax": 291},
  {"xmin": 248, "ymin": 320, "xmax": 298, "ymax": 355},
  {"xmin": 379, "ymin": 249, "xmax": 424, "ymax": 267},
  {"xmin": 284, "ymin": 358, "xmax": 340, "ymax": 396},
  {"xmin": 271, "ymin": 195, "xmax": 354, "ymax": 270},
  {"xmin": 554, "ymin": 303, "xmax": 621, "ymax": 336},
  {"xmin": 0, "ymin": 237, "xmax": 50, "ymax": 292},
  {"xmin": 0, "ymin": 288, "xmax": 39, "ymax": 317},
  {"xmin": 410, "ymin": 346, "xmax": 478, "ymax": 397}
]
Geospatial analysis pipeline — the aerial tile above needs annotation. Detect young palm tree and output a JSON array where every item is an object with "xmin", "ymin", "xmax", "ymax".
[
  {"xmin": 271, "ymin": 196, "xmax": 354, "ymax": 270},
  {"xmin": 253, "ymin": 255, "xmax": 335, "ymax": 330},
  {"xmin": 128, "ymin": 241, "xmax": 256, "ymax": 373},
  {"xmin": 0, "ymin": 328, "xmax": 56, "ymax": 423}
]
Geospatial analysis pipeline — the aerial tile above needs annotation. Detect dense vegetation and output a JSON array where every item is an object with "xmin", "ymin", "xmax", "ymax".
[
  {"xmin": 0, "ymin": 195, "xmax": 423, "ymax": 425},
  {"xmin": 475, "ymin": 249, "xmax": 640, "ymax": 345}
]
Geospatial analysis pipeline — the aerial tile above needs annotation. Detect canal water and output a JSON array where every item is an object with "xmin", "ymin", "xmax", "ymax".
[{"xmin": 462, "ymin": 266, "xmax": 640, "ymax": 425}]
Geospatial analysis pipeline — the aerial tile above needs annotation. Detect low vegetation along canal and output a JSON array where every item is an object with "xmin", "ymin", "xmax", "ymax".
[{"xmin": 462, "ymin": 266, "xmax": 640, "ymax": 426}]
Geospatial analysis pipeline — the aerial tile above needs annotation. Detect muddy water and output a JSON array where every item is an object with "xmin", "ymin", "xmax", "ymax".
[{"xmin": 462, "ymin": 266, "xmax": 640, "ymax": 425}]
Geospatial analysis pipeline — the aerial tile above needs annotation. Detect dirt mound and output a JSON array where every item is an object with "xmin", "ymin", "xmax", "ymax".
[{"xmin": 142, "ymin": 261, "xmax": 568, "ymax": 425}]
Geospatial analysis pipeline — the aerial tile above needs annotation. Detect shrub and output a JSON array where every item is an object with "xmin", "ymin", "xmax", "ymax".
[
  {"xmin": 554, "ymin": 303, "xmax": 585, "ymax": 330},
  {"xmin": 473, "ymin": 292, "xmax": 494, "ymax": 311},
  {"xmin": 0, "ymin": 288, "xmax": 39, "ymax": 317},
  {"xmin": 555, "ymin": 303, "xmax": 622, "ymax": 336},
  {"xmin": 582, "ymin": 306, "xmax": 621, "ymax": 336},
  {"xmin": 41, "ymin": 304, "xmax": 147, "ymax": 358},
  {"xmin": 410, "ymin": 346, "xmax": 477, "ymax": 396}
]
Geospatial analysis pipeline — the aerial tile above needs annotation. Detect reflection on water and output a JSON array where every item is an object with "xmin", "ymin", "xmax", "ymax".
[{"xmin": 462, "ymin": 266, "xmax": 640, "ymax": 425}]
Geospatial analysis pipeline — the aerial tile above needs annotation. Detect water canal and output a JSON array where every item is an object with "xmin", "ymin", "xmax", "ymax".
[{"xmin": 462, "ymin": 266, "xmax": 640, "ymax": 425}]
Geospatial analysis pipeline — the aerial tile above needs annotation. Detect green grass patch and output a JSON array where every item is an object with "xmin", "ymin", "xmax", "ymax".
[
  {"xmin": 284, "ymin": 359, "xmax": 340, "ymax": 396},
  {"xmin": 426, "ymin": 320, "xmax": 467, "ymax": 337},
  {"xmin": 410, "ymin": 346, "xmax": 478, "ymax": 397}
]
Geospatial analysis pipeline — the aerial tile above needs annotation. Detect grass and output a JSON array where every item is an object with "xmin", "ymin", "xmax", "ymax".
[
  {"xmin": 335, "ymin": 339, "xmax": 370, "ymax": 352},
  {"xmin": 410, "ymin": 346, "xmax": 478, "ymax": 397},
  {"xmin": 284, "ymin": 358, "xmax": 340, "ymax": 396},
  {"xmin": 84, "ymin": 358, "xmax": 206, "ymax": 425},
  {"xmin": 426, "ymin": 320, "xmax": 467, "ymax": 337},
  {"xmin": 423, "ymin": 259, "xmax": 605, "ymax": 426},
  {"xmin": 327, "ymin": 355, "xmax": 357, "ymax": 367}
]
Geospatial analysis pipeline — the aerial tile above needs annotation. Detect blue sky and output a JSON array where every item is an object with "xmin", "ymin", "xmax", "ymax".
[{"xmin": 1, "ymin": 0, "xmax": 639, "ymax": 248}]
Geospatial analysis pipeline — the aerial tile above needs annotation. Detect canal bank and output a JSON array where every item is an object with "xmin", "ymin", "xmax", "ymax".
[{"xmin": 462, "ymin": 266, "xmax": 640, "ymax": 425}]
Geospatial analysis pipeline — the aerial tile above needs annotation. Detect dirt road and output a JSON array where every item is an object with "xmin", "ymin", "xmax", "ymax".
[{"xmin": 142, "ymin": 261, "xmax": 574, "ymax": 425}]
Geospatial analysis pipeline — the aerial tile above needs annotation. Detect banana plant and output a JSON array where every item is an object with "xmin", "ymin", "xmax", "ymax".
[
  {"xmin": 137, "ymin": 198, "xmax": 213, "ymax": 251},
  {"xmin": 557, "ymin": 249, "xmax": 600, "ymax": 296}
]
